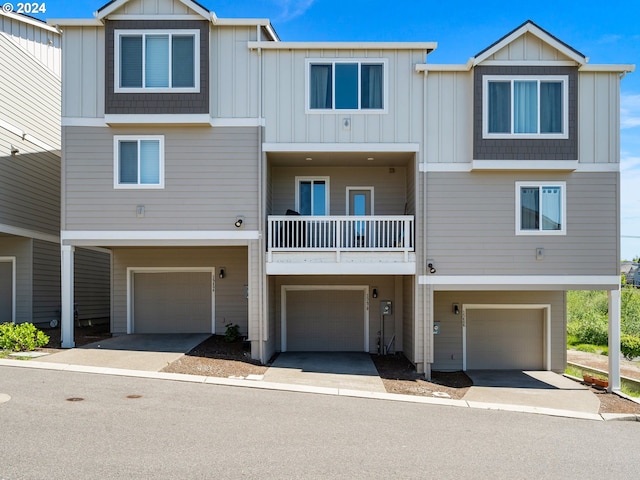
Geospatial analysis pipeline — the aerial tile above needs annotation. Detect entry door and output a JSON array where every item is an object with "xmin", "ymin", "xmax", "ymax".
[
  {"xmin": 0, "ymin": 261, "xmax": 13, "ymax": 323},
  {"xmin": 348, "ymin": 188, "xmax": 373, "ymax": 247}
]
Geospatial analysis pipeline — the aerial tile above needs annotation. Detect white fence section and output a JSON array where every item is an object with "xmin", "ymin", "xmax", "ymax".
[{"xmin": 268, "ymin": 215, "xmax": 414, "ymax": 252}]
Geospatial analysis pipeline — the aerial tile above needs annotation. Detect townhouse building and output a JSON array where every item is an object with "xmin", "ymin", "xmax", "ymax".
[{"xmin": 52, "ymin": 0, "xmax": 632, "ymax": 385}]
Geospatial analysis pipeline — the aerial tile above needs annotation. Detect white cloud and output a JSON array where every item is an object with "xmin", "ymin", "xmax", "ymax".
[
  {"xmin": 272, "ymin": 0, "xmax": 315, "ymax": 22},
  {"xmin": 621, "ymin": 93, "xmax": 640, "ymax": 129}
]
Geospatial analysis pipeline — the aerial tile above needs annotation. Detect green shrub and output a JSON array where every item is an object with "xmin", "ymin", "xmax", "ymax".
[
  {"xmin": 567, "ymin": 308, "xmax": 609, "ymax": 346},
  {"xmin": 0, "ymin": 322, "xmax": 49, "ymax": 352},
  {"xmin": 621, "ymin": 335, "xmax": 640, "ymax": 361},
  {"xmin": 574, "ymin": 344, "xmax": 599, "ymax": 353},
  {"xmin": 567, "ymin": 334, "xmax": 581, "ymax": 346},
  {"xmin": 224, "ymin": 323, "xmax": 241, "ymax": 343}
]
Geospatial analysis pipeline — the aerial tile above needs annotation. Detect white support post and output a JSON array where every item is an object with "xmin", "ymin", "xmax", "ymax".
[
  {"xmin": 608, "ymin": 287, "xmax": 621, "ymax": 392},
  {"xmin": 61, "ymin": 245, "xmax": 75, "ymax": 348}
]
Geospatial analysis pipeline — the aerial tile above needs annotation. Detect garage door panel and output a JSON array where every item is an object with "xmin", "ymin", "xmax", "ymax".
[
  {"xmin": 134, "ymin": 272, "xmax": 212, "ymax": 334},
  {"xmin": 467, "ymin": 309, "xmax": 543, "ymax": 370},
  {"xmin": 287, "ymin": 289, "xmax": 364, "ymax": 351}
]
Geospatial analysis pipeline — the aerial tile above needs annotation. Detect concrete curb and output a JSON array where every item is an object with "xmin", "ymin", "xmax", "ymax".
[{"xmin": 0, "ymin": 358, "xmax": 626, "ymax": 422}]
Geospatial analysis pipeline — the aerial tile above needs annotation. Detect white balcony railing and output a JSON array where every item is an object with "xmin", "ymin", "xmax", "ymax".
[{"xmin": 268, "ymin": 215, "xmax": 414, "ymax": 252}]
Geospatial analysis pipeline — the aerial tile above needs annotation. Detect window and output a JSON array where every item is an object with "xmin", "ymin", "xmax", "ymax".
[
  {"xmin": 307, "ymin": 60, "xmax": 386, "ymax": 112},
  {"xmin": 296, "ymin": 177, "xmax": 330, "ymax": 215},
  {"xmin": 114, "ymin": 136, "xmax": 164, "ymax": 189},
  {"xmin": 483, "ymin": 76, "xmax": 567, "ymax": 138},
  {"xmin": 516, "ymin": 182, "xmax": 566, "ymax": 235},
  {"xmin": 115, "ymin": 30, "xmax": 199, "ymax": 92}
]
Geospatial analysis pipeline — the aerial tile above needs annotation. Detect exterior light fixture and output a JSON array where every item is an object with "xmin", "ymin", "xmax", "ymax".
[
  {"xmin": 219, "ymin": 268, "xmax": 225, "ymax": 279},
  {"xmin": 453, "ymin": 304, "xmax": 460, "ymax": 315},
  {"xmin": 234, "ymin": 216, "xmax": 244, "ymax": 228},
  {"xmin": 372, "ymin": 288, "xmax": 378, "ymax": 298},
  {"xmin": 428, "ymin": 262, "xmax": 436, "ymax": 274}
]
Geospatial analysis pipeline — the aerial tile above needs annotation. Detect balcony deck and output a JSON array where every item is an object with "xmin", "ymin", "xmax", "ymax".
[{"xmin": 266, "ymin": 215, "xmax": 416, "ymax": 275}]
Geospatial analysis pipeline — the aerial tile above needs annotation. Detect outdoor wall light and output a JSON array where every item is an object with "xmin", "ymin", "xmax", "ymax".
[
  {"xmin": 372, "ymin": 288, "xmax": 378, "ymax": 298},
  {"xmin": 428, "ymin": 262, "xmax": 437, "ymax": 274},
  {"xmin": 10, "ymin": 145, "xmax": 19, "ymax": 156},
  {"xmin": 219, "ymin": 268, "xmax": 225, "ymax": 279},
  {"xmin": 234, "ymin": 216, "xmax": 244, "ymax": 228},
  {"xmin": 453, "ymin": 304, "xmax": 460, "ymax": 315}
]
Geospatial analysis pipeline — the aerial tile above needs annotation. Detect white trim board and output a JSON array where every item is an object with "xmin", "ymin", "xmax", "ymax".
[
  {"xmin": 280, "ymin": 285, "xmax": 369, "ymax": 352},
  {"xmin": 263, "ymin": 143, "xmax": 420, "ymax": 153},
  {"xmin": 0, "ymin": 224, "xmax": 59, "ymax": 244},
  {"xmin": 462, "ymin": 303, "xmax": 551, "ymax": 371},
  {"xmin": 61, "ymin": 230, "xmax": 260, "ymax": 246},
  {"xmin": 126, "ymin": 267, "xmax": 216, "ymax": 334},
  {"xmin": 419, "ymin": 275, "xmax": 621, "ymax": 290},
  {"xmin": 420, "ymin": 162, "xmax": 619, "ymax": 172},
  {"xmin": 0, "ymin": 256, "xmax": 17, "ymax": 324}
]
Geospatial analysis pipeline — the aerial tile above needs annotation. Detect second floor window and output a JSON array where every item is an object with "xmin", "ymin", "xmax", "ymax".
[
  {"xmin": 308, "ymin": 60, "xmax": 386, "ymax": 112},
  {"xmin": 114, "ymin": 136, "xmax": 164, "ymax": 189},
  {"xmin": 516, "ymin": 182, "xmax": 566, "ymax": 235},
  {"xmin": 483, "ymin": 76, "xmax": 568, "ymax": 138},
  {"xmin": 115, "ymin": 30, "xmax": 199, "ymax": 92}
]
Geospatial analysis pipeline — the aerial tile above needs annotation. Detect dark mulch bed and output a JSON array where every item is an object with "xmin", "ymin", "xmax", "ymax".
[{"xmin": 38, "ymin": 323, "xmax": 112, "ymax": 351}]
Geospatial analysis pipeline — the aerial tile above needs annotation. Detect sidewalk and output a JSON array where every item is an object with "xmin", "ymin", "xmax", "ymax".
[{"xmin": 567, "ymin": 350, "xmax": 640, "ymax": 380}]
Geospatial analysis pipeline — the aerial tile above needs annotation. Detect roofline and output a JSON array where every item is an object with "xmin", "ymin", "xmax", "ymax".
[
  {"xmin": 416, "ymin": 62, "xmax": 636, "ymax": 74},
  {"xmin": 47, "ymin": 18, "xmax": 103, "ymax": 27},
  {"xmin": 248, "ymin": 41, "xmax": 437, "ymax": 52},
  {"xmin": 473, "ymin": 20, "xmax": 587, "ymax": 66},
  {"xmin": 579, "ymin": 64, "xmax": 635, "ymax": 73},
  {"xmin": 96, "ymin": 0, "xmax": 211, "ymax": 21},
  {"xmin": 1, "ymin": 10, "xmax": 59, "ymax": 34}
]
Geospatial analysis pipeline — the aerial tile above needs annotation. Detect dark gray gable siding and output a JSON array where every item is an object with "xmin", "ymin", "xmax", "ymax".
[
  {"xmin": 105, "ymin": 19, "xmax": 209, "ymax": 114},
  {"xmin": 473, "ymin": 65, "xmax": 578, "ymax": 160}
]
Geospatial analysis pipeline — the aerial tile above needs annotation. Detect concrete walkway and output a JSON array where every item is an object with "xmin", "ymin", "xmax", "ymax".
[
  {"xmin": 263, "ymin": 352, "xmax": 386, "ymax": 392},
  {"xmin": 463, "ymin": 370, "xmax": 601, "ymax": 414},
  {"xmin": 37, "ymin": 334, "xmax": 209, "ymax": 372}
]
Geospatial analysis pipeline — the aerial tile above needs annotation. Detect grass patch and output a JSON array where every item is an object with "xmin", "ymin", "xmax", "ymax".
[
  {"xmin": 566, "ymin": 363, "xmax": 640, "ymax": 398},
  {"xmin": 0, "ymin": 350, "xmax": 11, "ymax": 359},
  {"xmin": 569, "ymin": 343, "xmax": 608, "ymax": 355}
]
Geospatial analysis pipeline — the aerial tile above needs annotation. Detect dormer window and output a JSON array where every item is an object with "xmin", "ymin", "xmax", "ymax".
[
  {"xmin": 114, "ymin": 30, "xmax": 199, "ymax": 93},
  {"xmin": 483, "ymin": 76, "xmax": 568, "ymax": 139}
]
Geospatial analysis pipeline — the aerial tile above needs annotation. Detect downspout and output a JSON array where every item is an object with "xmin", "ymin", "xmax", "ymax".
[
  {"xmin": 422, "ymin": 63, "xmax": 431, "ymax": 379},
  {"xmin": 256, "ymin": 39, "xmax": 265, "ymax": 364}
]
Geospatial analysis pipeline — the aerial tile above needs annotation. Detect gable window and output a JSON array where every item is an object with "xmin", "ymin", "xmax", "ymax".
[
  {"xmin": 516, "ymin": 182, "xmax": 566, "ymax": 235},
  {"xmin": 296, "ymin": 177, "xmax": 329, "ymax": 215},
  {"xmin": 484, "ymin": 76, "xmax": 567, "ymax": 138},
  {"xmin": 307, "ymin": 60, "xmax": 386, "ymax": 112},
  {"xmin": 115, "ymin": 30, "xmax": 199, "ymax": 92},
  {"xmin": 114, "ymin": 136, "xmax": 164, "ymax": 189}
]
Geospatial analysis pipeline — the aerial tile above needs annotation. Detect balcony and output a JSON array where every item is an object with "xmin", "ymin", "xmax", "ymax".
[{"xmin": 266, "ymin": 215, "xmax": 416, "ymax": 275}]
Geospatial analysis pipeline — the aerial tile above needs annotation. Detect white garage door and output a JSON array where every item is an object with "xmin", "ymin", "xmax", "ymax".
[
  {"xmin": 133, "ymin": 271, "xmax": 212, "ymax": 334},
  {"xmin": 0, "ymin": 261, "xmax": 12, "ymax": 323},
  {"xmin": 285, "ymin": 289, "xmax": 366, "ymax": 351},
  {"xmin": 466, "ymin": 308, "xmax": 544, "ymax": 370}
]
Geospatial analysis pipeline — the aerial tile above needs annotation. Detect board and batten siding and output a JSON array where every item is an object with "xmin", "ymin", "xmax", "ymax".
[
  {"xmin": 61, "ymin": 26, "xmax": 105, "ymax": 119},
  {"xmin": 426, "ymin": 172, "xmax": 619, "ymax": 275},
  {"xmin": 261, "ymin": 49, "xmax": 426, "ymax": 144},
  {"xmin": 74, "ymin": 248, "xmax": 111, "ymax": 322},
  {"xmin": 0, "ymin": 13, "xmax": 60, "ymax": 76},
  {"xmin": 63, "ymin": 126, "xmax": 259, "ymax": 231},
  {"xmin": 432, "ymin": 290, "xmax": 566, "ymax": 372},
  {"xmin": 0, "ymin": 33, "xmax": 60, "ymax": 150},
  {"xmin": 425, "ymin": 71, "xmax": 473, "ymax": 164},
  {"xmin": 114, "ymin": 0, "xmax": 198, "ymax": 15},
  {"xmin": 270, "ymin": 166, "xmax": 408, "ymax": 216},
  {"xmin": 212, "ymin": 26, "xmax": 260, "ymax": 119},
  {"xmin": 111, "ymin": 247, "xmax": 249, "ymax": 335},
  {"xmin": 32, "ymin": 239, "xmax": 60, "ymax": 325}
]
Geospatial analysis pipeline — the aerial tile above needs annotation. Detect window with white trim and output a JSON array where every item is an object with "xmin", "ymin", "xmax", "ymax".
[
  {"xmin": 114, "ymin": 136, "xmax": 164, "ymax": 189},
  {"xmin": 484, "ymin": 76, "xmax": 568, "ymax": 138},
  {"xmin": 115, "ymin": 30, "xmax": 199, "ymax": 92},
  {"xmin": 296, "ymin": 177, "xmax": 330, "ymax": 215},
  {"xmin": 307, "ymin": 60, "xmax": 386, "ymax": 112},
  {"xmin": 516, "ymin": 182, "xmax": 566, "ymax": 235}
]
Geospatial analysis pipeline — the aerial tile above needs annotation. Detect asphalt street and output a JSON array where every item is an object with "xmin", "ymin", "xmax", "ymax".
[{"xmin": 0, "ymin": 366, "xmax": 638, "ymax": 479}]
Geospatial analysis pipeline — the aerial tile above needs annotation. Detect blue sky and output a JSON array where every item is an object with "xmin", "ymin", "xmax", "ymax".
[{"xmin": 33, "ymin": 0, "xmax": 640, "ymax": 259}]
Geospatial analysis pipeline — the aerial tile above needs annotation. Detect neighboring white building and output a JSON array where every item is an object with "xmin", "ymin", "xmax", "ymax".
[{"xmin": 51, "ymin": 1, "xmax": 633, "ymax": 387}]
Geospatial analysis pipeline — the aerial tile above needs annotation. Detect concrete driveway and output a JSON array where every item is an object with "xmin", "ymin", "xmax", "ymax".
[
  {"xmin": 38, "ymin": 334, "xmax": 210, "ymax": 372},
  {"xmin": 463, "ymin": 370, "xmax": 600, "ymax": 414},
  {"xmin": 263, "ymin": 352, "xmax": 387, "ymax": 392}
]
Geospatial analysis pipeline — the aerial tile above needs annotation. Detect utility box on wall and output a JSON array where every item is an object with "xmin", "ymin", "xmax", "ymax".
[{"xmin": 380, "ymin": 301, "xmax": 392, "ymax": 316}]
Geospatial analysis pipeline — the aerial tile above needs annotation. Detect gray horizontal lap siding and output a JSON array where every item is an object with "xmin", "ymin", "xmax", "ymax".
[
  {"xmin": 473, "ymin": 66, "xmax": 578, "ymax": 161},
  {"xmin": 426, "ymin": 171, "xmax": 618, "ymax": 275},
  {"xmin": 104, "ymin": 20, "xmax": 209, "ymax": 114},
  {"xmin": 63, "ymin": 126, "xmax": 259, "ymax": 231},
  {"xmin": 74, "ymin": 248, "xmax": 110, "ymax": 321},
  {"xmin": 32, "ymin": 239, "xmax": 61, "ymax": 325}
]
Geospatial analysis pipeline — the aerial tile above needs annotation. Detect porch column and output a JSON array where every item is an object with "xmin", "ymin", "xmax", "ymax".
[
  {"xmin": 608, "ymin": 287, "xmax": 621, "ymax": 392},
  {"xmin": 61, "ymin": 245, "xmax": 75, "ymax": 348}
]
